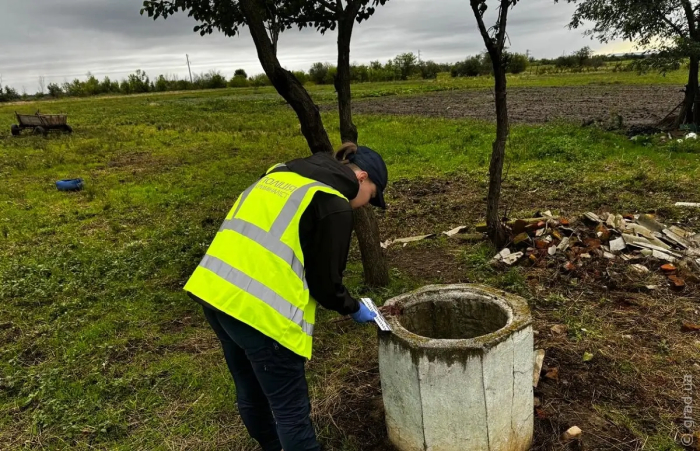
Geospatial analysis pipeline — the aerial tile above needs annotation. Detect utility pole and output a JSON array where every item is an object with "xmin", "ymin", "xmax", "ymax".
[
  {"xmin": 186, "ymin": 54, "xmax": 193, "ymax": 83},
  {"xmin": 526, "ymin": 49, "xmax": 531, "ymax": 74}
]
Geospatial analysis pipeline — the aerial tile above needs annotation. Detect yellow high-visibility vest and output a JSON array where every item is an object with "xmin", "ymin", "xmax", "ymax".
[{"xmin": 184, "ymin": 164, "xmax": 348, "ymax": 359}]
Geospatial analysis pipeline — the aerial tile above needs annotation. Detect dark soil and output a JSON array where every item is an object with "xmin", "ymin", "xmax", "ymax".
[
  {"xmin": 345, "ymin": 175, "xmax": 700, "ymax": 451},
  {"xmin": 344, "ymin": 85, "xmax": 684, "ymax": 125}
]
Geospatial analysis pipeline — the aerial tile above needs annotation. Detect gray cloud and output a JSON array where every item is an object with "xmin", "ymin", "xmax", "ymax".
[{"xmin": 0, "ymin": 0, "xmax": 621, "ymax": 92}]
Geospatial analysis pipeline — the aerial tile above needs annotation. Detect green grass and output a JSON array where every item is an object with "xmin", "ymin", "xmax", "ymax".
[{"xmin": 2, "ymin": 73, "xmax": 699, "ymax": 449}]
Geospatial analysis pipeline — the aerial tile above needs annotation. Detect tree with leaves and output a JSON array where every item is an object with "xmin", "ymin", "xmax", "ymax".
[
  {"xmin": 468, "ymin": 0, "xmax": 520, "ymax": 246},
  {"xmin": 142, "ymin": 0, "xmax": 294, "ymax": 55},
  {"xmin": 561, "ymin": 0, "xmax": 700, "ymax": 127},
  {"xmin": 141, "ymin": 0, "xmax": 389, "ymax": 286}
]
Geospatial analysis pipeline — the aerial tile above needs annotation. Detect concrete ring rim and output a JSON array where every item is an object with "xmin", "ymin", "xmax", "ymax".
[{"xmin": 383, "ymin": 283, "xmax": 532, "ymax": 351}]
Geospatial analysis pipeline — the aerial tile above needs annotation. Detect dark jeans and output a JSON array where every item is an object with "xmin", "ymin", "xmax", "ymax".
[{"xmin": 203, "ymin": 306, "xmax": 321, "ymax": 451}]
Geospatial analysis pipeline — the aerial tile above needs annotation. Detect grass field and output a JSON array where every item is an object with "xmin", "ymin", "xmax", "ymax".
[{"xmin": 2, "ymin": 69, "xmax": 699, "ymax": 450}]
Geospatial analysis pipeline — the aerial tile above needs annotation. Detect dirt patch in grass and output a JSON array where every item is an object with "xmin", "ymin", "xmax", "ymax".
[
  {"xmin": 387, "ymin": 244, "xmax": 470, "ymax": 284},
  {"xmin": 380, "ymin": 177, "xmax": 487, "ymax": 239},
  {"xmin": 345, "ymin": 85, "xmax": 683, "ymax": 125},
  {"xmin": 14, "ymin": 344, "xmax": 47, "ymax": 367}
]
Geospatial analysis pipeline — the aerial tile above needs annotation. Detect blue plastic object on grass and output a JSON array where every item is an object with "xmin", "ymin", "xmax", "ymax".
[{"xmin": 56, "ymin": 178, "xmax": 84, "ymax": 192}]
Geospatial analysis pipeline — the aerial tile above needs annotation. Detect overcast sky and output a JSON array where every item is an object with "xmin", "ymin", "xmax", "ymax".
[{"xmin": 0, "ymin": 0, "xmax": 636, "ymax": 92}]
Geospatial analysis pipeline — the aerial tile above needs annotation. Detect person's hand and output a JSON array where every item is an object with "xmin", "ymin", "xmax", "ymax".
[{"xmin": 351, "ymin": 303, "xmax": 377, "ymax": 324}]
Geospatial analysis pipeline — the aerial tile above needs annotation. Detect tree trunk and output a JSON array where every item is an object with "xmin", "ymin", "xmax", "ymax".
[
  {"xmin": 677, "ymin": 55, "xmax": 699, "ymax": 128},
  {"xmin": 336, "ymin": 6, "xmax": 388, "ymax": 287},
  {"xmin": 486, "ymin": 58, "xmax": 509, "ymax": 248},
  {"xmin": 239, "ymin": 0, "xmax": 333, "ymax": 154},
  {"xmin": 691, "ymin": 55, "xmax": 699, "ymax": 126},
  {"xmin": 335, "ymin": 16, "xmax": 358, "ymax": 144},
  {"xmin": 353, "ymin": 206, "xmax": 389, "ymax": 287}
]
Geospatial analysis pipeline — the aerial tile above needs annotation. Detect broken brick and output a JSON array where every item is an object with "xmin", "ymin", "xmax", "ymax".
[
  {"xmin": 535, "ymin": 240, "xmax": 549, "ymax": 250},
  {"xmin": 544, "ymin": 367, "xmax": 559, "ymax": 381},
  {"xmin": 668, "ymin": 275, "xmax": 686, "ymax": 291},
  {"xmin": 660, "ymin": 264, "xmax": 677, "ymax": 274},
  {"xmin": 583, "ymin": 238, "xmax": 602, "ymax": 249},
  {"xmin": 595, "ymin": 223, "xmax": 611, "ymax": 241}
]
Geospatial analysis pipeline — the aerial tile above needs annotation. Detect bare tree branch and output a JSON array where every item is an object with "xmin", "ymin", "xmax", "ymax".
[
  {"xmin": 469, "ymin": 0, "xmax": 497, "ymax": 54},
  {"xmin": 496, "ymin": 0, "xmax": 510, "ymax": 48}
]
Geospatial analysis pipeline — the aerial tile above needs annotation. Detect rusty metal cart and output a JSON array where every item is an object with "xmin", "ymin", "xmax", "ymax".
[{"xmin": 11, "ymin": 112, "xmax": 72, "ymax": 136}]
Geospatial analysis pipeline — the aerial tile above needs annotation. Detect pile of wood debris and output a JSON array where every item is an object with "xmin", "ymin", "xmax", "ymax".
[{"xmin": 490, "ymin": 211, "xmax": 700, "ymax": 290}]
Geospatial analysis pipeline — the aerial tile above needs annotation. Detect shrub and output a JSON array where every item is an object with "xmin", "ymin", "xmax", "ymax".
[
  {"xmin": 249, "ymin": 73, "xmax": 271, "ymax": 87},
  {"xmin": 309, "ymin": 62, "xmax": 331, "ymax": 84},
  {"xmin": 125, "ymin": 70, "xmax": 150, "ymax": 93},
  {"xmin": 292, "ymin": 71, "xmax": 308, "ymax": 85},
  {"xmin": 47, "ymin": 83, "xmax": 63, "ymax": 98},
  {"xmin": 228, "ymin": 75, "xmax": 249, "ymax": 88},
  {"xmin": 350, "ymin": 64, "xmax": 370, "ymax": 82},
  {"xmin": 418, "ymin": 60, "xmax": 442, "ymax": 79},
  {"xmin": 507, "ymin": 53, "xmax": 529, "ymax": 74},
  {"xmin": 393, "ymin": 52, "xmax": 419, "ymax": 80},
  {"xmin": 154, "ymin": 75, "xmax": 169, "ymax": 92},
  {"xmin": 452, "ymin": 56, "xmax": 486, "ymax": 77},
  {"xmin": 324, "ymin": 66, "xmax": 337, "ymax": 85},
  {"xmin": 207, "ymin": 71, "xmax": 228, "ymax": 89},
  {"xmin": 194, "ymin": 71, "xmax": 227, "ymax": 89},
  {"xmin": 0, "ymin": 86, "xmax": 20, "ymax": 102}
]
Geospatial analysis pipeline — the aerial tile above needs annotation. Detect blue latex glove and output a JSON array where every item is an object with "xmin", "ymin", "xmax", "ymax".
[{"xmin": 351, "ymin": 303, "xmax": 377, "ymax": 324}]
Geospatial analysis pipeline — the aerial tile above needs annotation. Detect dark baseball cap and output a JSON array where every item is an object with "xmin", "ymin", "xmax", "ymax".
[{"xmin": 348, "ymin": 146, "xmax": 388, "ymax": 209}]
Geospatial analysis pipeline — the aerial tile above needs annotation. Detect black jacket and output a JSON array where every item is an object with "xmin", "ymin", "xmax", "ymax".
[
  {"xmin": 190, "ymin": 153, "xmax": 361, "ymax": 316},
  {"xmin": 283, "ymin": 152, "xmax": 360, "ymax": 315}
]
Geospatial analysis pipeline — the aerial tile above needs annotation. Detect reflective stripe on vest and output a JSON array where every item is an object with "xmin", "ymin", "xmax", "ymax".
[
  {"xmin": 198, "ymin": 255, "xmax": 314, "ymax": 335},
  {"xmin": 218, "ymin": 218, "xmax": 308, "ymax": 289},
  {"xmin": 184, "ymin": 167, "xmax": 348, "ymax": 359}
]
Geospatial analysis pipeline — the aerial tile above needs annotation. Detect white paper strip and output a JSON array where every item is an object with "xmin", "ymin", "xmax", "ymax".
[{"xmin": 361, "ymin": 298, "xmax": 392, "ymax": 332}]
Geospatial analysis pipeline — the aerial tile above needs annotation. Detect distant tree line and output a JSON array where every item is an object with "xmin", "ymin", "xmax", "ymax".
[
  {"xmin": 0, "ymin": 49, "xmax": 666, "ymax": 102},
  {"xmin": 451, "ymin": 52, "xmax": 530, "ymax": 77},
  {"xmin": 0, "ymin": 84, "xmax": 21, "ymax": 103}
]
